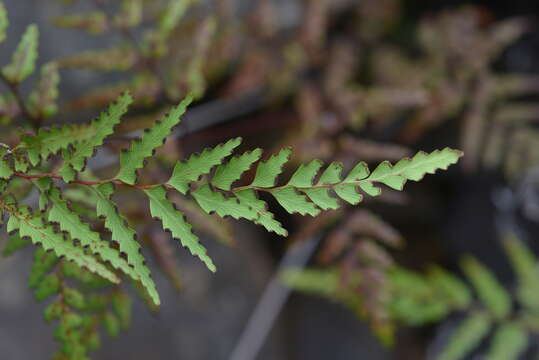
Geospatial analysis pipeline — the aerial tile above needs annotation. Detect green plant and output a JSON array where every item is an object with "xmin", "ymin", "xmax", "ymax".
[
  {"xmin": 284, "ymin": 232, "xmax": 539, "ymax": 360},
  {"xmin": 0, "ymin": 3, "xmax": 464, "ymax": 358}
]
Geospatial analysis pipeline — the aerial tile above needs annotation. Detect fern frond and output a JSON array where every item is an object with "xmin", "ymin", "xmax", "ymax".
[
  {"xmin": 19, "ymin": 122, "xmax": 95, "ymax": 166},
  {"xmin": 438, "ymin": 311, "xmax": 491, "ymax": 360},
  {"xmin": 486, "ymin": 322, "xmax": 528, "ymax": 360},
  {"xmin": 501, "ymin": 233, "xmax": 539, "ymax": 310},
  {"xmin": 4, "ymin": 203, "xmax": 118, "ymax": 283},
  {"xmin": 60, "ymin": 92, "xmax": 132, "ymax": 179},
  {"xmin": 39, "ymin": 181, "xmax": 135, "ymax": 282},
  {"xmin": 28, "ymin": 61, "xmax": 60, "ymax": 120},
  {"xmin": 116, "ymin": 94, "xmax": 193, "ymax": 185},
  {"xmin": 250, "ymin": 148, "xmax": 292, "ymax": 188},
  {"xmin": 234, "ymin": 189, "xmax": 287, "ymax": 236},
  {"xmin": 461, "ymin": 256, "xmax": 511, "ymax": 319},
  {"xmin": 94, "ymin": 183, "xmax": 160, "ymax": 305},
  {"xmin": 211, "ymin": 149, "xmax": 262, "ymax": 190},
  {"xmin": 28, "ymin": 247, "xmax": 58, "ymax": 289},
  {"xmin": 144, "ymin": 186, "xmax": 215, "ymax": 272},
  {"xmin": 167, "ymin": 137, "xmax": 242, "ymax": 194},
  {"xmin": 192, "ymin": 184, "xmax": 257, "ymax": 221},
  {"xmin": 2, "ymin": 23, "xmax": 38, "ymax": 83}
]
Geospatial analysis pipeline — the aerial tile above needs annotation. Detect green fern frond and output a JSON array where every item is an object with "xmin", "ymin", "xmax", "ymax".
[
  {"xmin": 486, "ymin": 322, "xmax": 528, "ymax": 360},
  {"xmin": 145, "ymin": 185, "xmax": 216, "ymax": 272},
  {"xmin": 234, "ymin": 189, "xmax": 287, "ymax": 236},
  {"xmin": 19, "ymin": 122, "xmax": 94, "ymax": 166},
  {"xmin": 4, "ymin": 203, "xmax": 118, "ymax": 283},
  {"xmin": 2, "ymin": 23, "xmax": 38, "ymax": 83},
  {"xmin": 116, "ymin": 94, "xmax": 193, "ymax": 185},
  {"xmin": 94, "ymin": 183, "xmax": 160, "ymax": 306},
  {"xmin": 28, "ymin": 62, "xmax": 60, "ymax": 120},
  {"xmin": 28, "ymin": 247, "xmax": 58, "ymax": 289},
  {"xmin": 192, "ymin": 184, "xmax": 257, "ymax": 221},
  {"xmin": 60, "ymin": 92, "xmax": 132, "ymax": 179},
  {"xmin": 438, "ymin": 311, "xmax": 491, "ymax": 360},
  {"xmin": 167, "ymin": 137, "xmax": 242, "ymax": 194},
  {"xmin": 39, "ymin": 181, "xmax": 135, "ymax": 282},
  {"xmin": 461, "ymin": 256, "xmax": 511, "ymax": 319},
  {"xmin": 211, "ymin": 149, "xmax": 262, "ymax": 190},
  {"xmin": 250, "ymin": 148, "xmax": 292, "ymax": 188}
]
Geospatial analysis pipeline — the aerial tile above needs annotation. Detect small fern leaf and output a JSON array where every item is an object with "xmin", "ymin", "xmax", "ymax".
[
  {"xmin": 366, "ymin": 148, "xmax": 462, "ymax": 191},
  {"xmin": 251, "ymin": 148, "xmax": 291, "ymax": 188},
  {"xmin": 94, "ymin": 183, "xmax": 160, "ymax": 305},
  {"xmin": 43, "ymin": 183, "xmax": 136, "ymax": 281},
  {"xmin": 461, "ymin": 255, "xmax": 511, "ymax": 319},
  {"xmin": 0, "ymin": 2, "xmax": 7, "ymax": 44},
  {"xmin": 334, "ymin": 184, "xmax": 364, "ymax": 205},
  {"xmin": 145, "ymin": 186, "xmax": 215, "ymax": 272},
  {"xmin": 2, "ymin": 24, "xmax": 38, "ymax": 83},
  {"xmin": 438, "ymin": 311, "xmax": 491, "ymax": 360},
  {"xmin": 28, "ymin": 247, "xmax": 58, "ymax": 289},
  {"xmin": 28, "ymin": 61, "xmax": 60, "ymax": 119},
  {"xmin": 288, "ymin": 160, "xmax": 323, "ymax": 187},
  {"xmin": 501, "ymin": 233, "xmax": 539, "ymax": 310},
  {"xmin": 61, "ymin": 92, "xmax": 132, "ymax": 175},
  {"xmin": 6, "ymin": 206, "xmax": 118, "ymax": 283},
  {"xmin": 234, "ymin": 189, "xmax": 287, "ymax": 236},
  {"xmin": 192, "ymin": 184, "xmax": 257, "ymax": 221},
  {"xmin": 486, "ymin": 323, "xmax": 528, "ymax": 360},
  {"xmin": 0, "ymin": 153, "xmax": 13, "ymax": 179},
  {"xmin": 428, "ymin": 266, "xmax": 471, "ymax": 310},
  {"xmin": 271, "ymin": 188, "xmax": 320, "ymax": 216},
  {"xmin": 211, "ymin": 149, "xmax": 262, "ymax": 190},
  {"xmin": 168, "ymin": 137, "xmax": 242, "ymax": 194},
  {"xmin": 116, "ymin": 95, "xmax": 193, "ymax": 185},
  {"xmin": 302, "ymin": 163, "xmax": 343, "ymax": 210},
  {"xmin": 19, "ymin": 123, "xmax": 95, "ymax": 166}
]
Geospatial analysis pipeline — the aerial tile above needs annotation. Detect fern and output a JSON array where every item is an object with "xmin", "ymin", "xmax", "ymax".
[
  {"xmin": 94, "ymin": 183, "xmax": 160, "ymax": 306},
  {"xmin": 145, "ymin": 185, "xmax": 216, "ymax": 272},
  {"xmin": 116, "ymin": 94, "xmax": 193, "ymax": 185},
  {"xmin": 2, "ymin": 23, "xmax": 38, "ymax": 83}
]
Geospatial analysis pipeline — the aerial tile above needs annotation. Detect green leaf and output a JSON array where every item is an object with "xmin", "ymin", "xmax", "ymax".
[
  {"xmin": 6, "ymin": 205, "xmax": 118, "ymax": 283},
  {"xmin": 501, "ymin": 232, "xmax": 539, "ymax": 310},
  {"xmin": 159, "ymin": 0, "xmax": 196, "ymax": 36},
  {"xmin": 366, "ymin": 148, "xmax": 463, "ymax": 191},
  {"xmin": 44, "ymin": 184, "xmax": 134, "ymax": 282},
  {"xmin": 103, "ymin": 312, "xmax": 120, "ymax": 337},
  {"xmin": 94, "ymin": 183, "xmax": 160, "ymax": 305},
  {"xmin": 60, "ymin": 92, "xmax": 132, "ymax": 175},
  {"xmin": 486, "ymin": 322, "xmax": 528, "ymax": 360},
  {"xmin": 117, "ymin": 95, "xmax": 193, "ymax": 184},
  {"xmin": 64, "ymin": 287, "xmax": 86, "ymax": 310},
  {"xmin": 334, "ymin": 184, "xmax": 363, "ymax": 205},
  {"xmin": 0, "ymin": 2, "xmax": 7, "ymax": 44},
  {"xmin": 34, "ymin": 273, "xmax": 60, "ymax": 301},
  {"xmin": 2, "ymin": 233, "xmax": 30, "ymax": 255},
  {"xmin": 427, "ymin": 266, "xmax": 471, "ymax": 310},
  {"xmin": 0, "ymin": 153, "xmax": 13, "ymax": 179},
  {"xmin": 271, "ymin": 188, "xmax": 320, "ymax": 216},
  {"xmin": 461, "ymin": 256, "xmax": 511, "ymax": 319},
  {"xmin": 2, "ymin": 24, "xmax": 38, "ymax": 83},
  {"xmin": 234, "ymin": 189, "xmax": 287, "ymax": 236},
  {"xmin": 145, "ymin": 185, "xmax": 215, "ymax": 272},
  {"xmin": 29, "ymin": 247, "xmax": 58, "ymax": 289},
  {"xmin": 438, "ymin": 311, "xmax": 491, "ymax": 360},
  {"xmin": 211, "ymin": 149, "xmax": 262, "ymax": 190},
  {"xmin": 288, "ymin": 160, "xmax": 323, "ymax": 187},
  {"xmin": 281, "ymin": 268, "xmax": 340, "ymax": 296},
  {"xmin": 19, "ymin": 123, "xmax": 95, "ymax": 166},
  {"xmin": 168, "ymin": 137, "xmax": 242, "ymax": 194},
  {"xmin": 112, "ymin": 291, "xmax": 131, "ymax": 330},
  {"xmin": 192, "ymin": 184, "xmax": 257, "ymax": 220},
  {"xmin": 28, "ymin": 62, "xmax": 60, "ymax": 119},
  {"xmin": 251, "ymin": 148, "xmax": 291, "ymax": 188}
]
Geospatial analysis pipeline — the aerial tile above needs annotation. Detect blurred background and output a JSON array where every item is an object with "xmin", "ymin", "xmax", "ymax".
[{"xmin": 2, "ymin": 0, "xmax": 539, "ymax": 359}]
